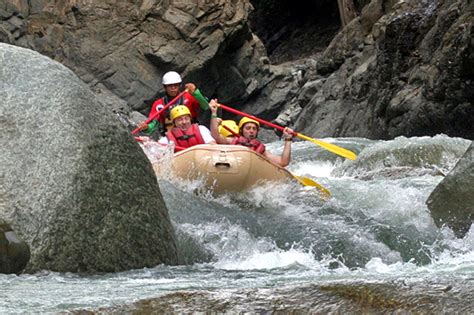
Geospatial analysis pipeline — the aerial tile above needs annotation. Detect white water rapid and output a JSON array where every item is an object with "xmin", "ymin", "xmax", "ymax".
[{"xmin": 1, "ymin": 135, "xmax": 472, "ymax": 313}]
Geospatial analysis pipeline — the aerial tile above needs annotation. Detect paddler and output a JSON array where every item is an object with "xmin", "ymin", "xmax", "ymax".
[
  {"xmin": 217, "ymin": 119, "xmax": 239, "ymax": 138},
  {"xmin": 157, "ymin": 105, "xmax": 216, "ymax": 151},
  {"xmin": 209, "ymin": 99, "xmax": 294, "ymax": 167},
  {"xmin": 137, "ymin": 71, "xmax": 209, "ymax": 135}
]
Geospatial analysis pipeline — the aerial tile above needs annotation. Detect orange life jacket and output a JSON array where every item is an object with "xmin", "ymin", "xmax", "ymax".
[
  {"xmin": 231, "ymin": 136, "xmax": 266, "ymax": 154},
  {"xmin": 166, "ymin": 124, "xmax": 205, "ymax": 152}
]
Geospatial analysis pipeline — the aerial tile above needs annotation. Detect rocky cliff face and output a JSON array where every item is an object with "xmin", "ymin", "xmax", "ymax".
[
  {"xmin": 1, "ymin": 0, "xmax": 471, "ymax": 140},
  {"xmin": 0, "ymin": 0, "xmax": 269, "ymax": 113},
  {"xmin": 273, "ymin": 0, "xmax": 473, "ymax": 140}
]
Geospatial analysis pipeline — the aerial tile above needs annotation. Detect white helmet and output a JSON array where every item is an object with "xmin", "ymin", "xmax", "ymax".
[{"xmin": 162, "ymin": 71, "xmax": 182, "ymax": 85}]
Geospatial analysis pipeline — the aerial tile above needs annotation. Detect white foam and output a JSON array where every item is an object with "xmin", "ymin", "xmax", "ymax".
[
  {"xmin": 290, "ymin": 160, "xmax": 336, "ymax": 178},
  {"xmin": 214, "ymin": 247, "xmax": 316, "ymax": 271},
  {"xmin": 364, "ymin": 257, "xmax": 415, "ymax": 274}
]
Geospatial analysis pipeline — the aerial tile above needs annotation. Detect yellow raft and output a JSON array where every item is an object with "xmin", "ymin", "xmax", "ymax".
[
  {"xmin": 164, "ymin": 144, "xmax": 296, "ymax": 194},
  {"xmin": 152, "ymin": 144, "xmax": 330, "ymax": 197}
]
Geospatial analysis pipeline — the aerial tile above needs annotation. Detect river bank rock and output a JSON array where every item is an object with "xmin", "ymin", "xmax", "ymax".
[
  {"xmin": 81, "ymin": 280, "xmax": 473, "ymax": 314},
  {"xmin": 0, "ymin": 220, "xmax": 30, "ymax": 274},
  {"xmin": 332, "ymin": 135, "xmax": 471, "ymax": 179},
  {"xmin": 0, "ymin": 0, "xmax": 269, "ymax": 114},
  {"xmin": 1, "ymin": 1, "xmax": 471, "ymax": 140},
  {"xmin": 426, "ymin": 142, "xmax": 474, "ymax": 238},
  {"xmin": 0, "ymin": 43, "xmax": 178, "ymax": 273},
  {"xmin": 284, "ymin": 0, "xmax": 474, "ymax": 139}
]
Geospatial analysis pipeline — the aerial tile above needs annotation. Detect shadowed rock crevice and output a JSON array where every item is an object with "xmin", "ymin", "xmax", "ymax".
[
  {"xmin": 248, "ymin": 0, "xmax": 377, "ymax": 64},
  {"xmin": 0, "ymin": 220, "xmax": 30, "ymax": 274},
  {"xmin": 248, "ymin": 0, "xmax": 341, "ymax": 64}
]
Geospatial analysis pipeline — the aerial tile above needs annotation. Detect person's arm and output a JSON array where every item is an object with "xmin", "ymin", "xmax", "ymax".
[
  {"xmin": 185, "ymin": 83, "xmax": 209, "ymax": 110},
  {"xmin": 193, "ymin": 89, "xmax": 210, "ymax": 110},
  {"xmin": 264, "ymin": 128, "xmax": 293, "ymax": 167},
  {"xmin": 139, "ymin": 99, "xmax": 163, "ymax": 133},
  {"xmin": 209, "ymin": 99, "xmax": 232, "ymax": 144},
  {"xmin": 139, "ymin": 119, "xmax": 158, "ymax": 134}
]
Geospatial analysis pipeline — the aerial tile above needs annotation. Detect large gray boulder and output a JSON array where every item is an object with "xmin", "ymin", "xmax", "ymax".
[
  {"xmin": 0, "ymin": 43, "xmax": 178, "ymax": 273},
  {"xmin": 426, "ymin": 142, "xmax": 474, "ymax": 238}
]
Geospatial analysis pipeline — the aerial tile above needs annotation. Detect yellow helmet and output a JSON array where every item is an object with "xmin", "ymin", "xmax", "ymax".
[
  {"xmin": 238, "ymin": 117, "xmax": 260, "ymax": 130},
  {"xmin": 218, "ymin": 120, "xmax": 239, "ymax": 137},
  {"xmin": 170, "ymin": 105, "xmax": 191, "ymax": 121}
]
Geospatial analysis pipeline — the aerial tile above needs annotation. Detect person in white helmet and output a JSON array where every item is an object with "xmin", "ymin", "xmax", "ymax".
[{"xmin": 138, "ymin": 71, "xmax": 209, "ymax": 135}]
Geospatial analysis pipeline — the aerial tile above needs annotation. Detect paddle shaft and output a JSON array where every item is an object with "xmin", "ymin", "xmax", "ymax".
[
  {"xmin": 132, "ymin": 90, "xmax": 188, "ymax": 134},
  {"xmin": 221, "ymin": 124, "xmax": 239, "ymax": 137},
  {"xmin": 218, "ymin": 103, "xmax": 357, "ymax": 160},
  {"xmin": 218, "ymin": 104, "xmax": 287, "ymax": 133},
  {"xmin": 223, "ymin": 121, "xmax": 331, "ymax": 197}
]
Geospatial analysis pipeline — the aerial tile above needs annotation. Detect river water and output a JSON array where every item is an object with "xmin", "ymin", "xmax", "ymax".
[{"xmin": 1, "ymin": 135, "xmax": 473, "ymax": 313}]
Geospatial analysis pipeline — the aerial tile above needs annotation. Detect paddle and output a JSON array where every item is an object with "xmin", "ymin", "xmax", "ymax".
[
  {"xmin": 132, "ymin": 90, "xmax": 188, "ymax": 135},
  {"xmin": 220, "ymin": 123, "xmax": 239, "ymax": 137},
  {"xmin": 292, "ymin": 174, "xmax": 331, "ymax": 198},
  {"xmin": 218, "ymin": 104, "xmax": 357, "ymax": 160},
  {"xmin": 220, "ymin": 122, "xmax": 331, "ymax": 197}
]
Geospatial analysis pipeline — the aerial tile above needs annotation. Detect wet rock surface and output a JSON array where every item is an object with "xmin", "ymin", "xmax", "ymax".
[
  {"xmin": 0, "ymin": 43, "xmax": 178, "ymax": 273},
  {"xmin": 77, "ymin": 280, "xmax": 473, "ymax": 314},
  {"xmin": 427, "ymin": 142, "xmax": 474, "ymax": 238}
]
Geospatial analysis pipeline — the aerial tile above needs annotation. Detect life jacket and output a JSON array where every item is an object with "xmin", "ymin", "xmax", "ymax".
[
  {"xmin": 166, "ymin": 124, "xmax": 205, "ymax": 151},
  {"xmin": 151, "ymin": 93, "xmax": 200, "ymax": 133},
  {"xmin": 160, "ymin": 95, "xmax": 184, "ymax": 117},
  {"xmin": 155, "ymin": 94, "xmax": 199, "ymax": 120},
  {"xmin": 231, "ymin": 136, "xmax": 265, "ymax": 154}
]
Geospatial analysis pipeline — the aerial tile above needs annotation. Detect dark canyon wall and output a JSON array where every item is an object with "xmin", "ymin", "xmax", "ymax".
[{"xmin": 1, "ymin": 0, "xmax": 472, "ymax": 140}]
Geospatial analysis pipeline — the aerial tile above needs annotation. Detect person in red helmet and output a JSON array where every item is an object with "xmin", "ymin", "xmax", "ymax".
[
  {"xmin": 209, "ymin": 100, "xmax": 294, "ymax": 167},
  {"xmin": 138, "ymin": 71, "xmax": 209, "ymax": 135}
]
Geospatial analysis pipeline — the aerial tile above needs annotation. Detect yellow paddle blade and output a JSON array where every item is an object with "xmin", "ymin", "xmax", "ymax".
[
  {"xmin": 296, "ymin": 133, "xmax": 357, "ymax": 161},
  {"xmin": 292, "ymin": 174, "xmax": 331, "ymax": 199}
]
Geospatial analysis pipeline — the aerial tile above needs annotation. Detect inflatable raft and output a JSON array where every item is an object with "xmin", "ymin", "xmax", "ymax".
[{"xmin": 166, "ymin": 144, "xmax": 296, "ymax": 194}]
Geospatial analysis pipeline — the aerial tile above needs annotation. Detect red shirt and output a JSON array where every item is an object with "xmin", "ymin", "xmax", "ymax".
[{"xmin": 149, "ymin": 91, "xmax": 200, "ymax": 125}]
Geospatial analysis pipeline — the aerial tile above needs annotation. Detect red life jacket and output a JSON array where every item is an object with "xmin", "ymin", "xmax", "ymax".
[
  {"xmin": 231, "ymin": 136, "xmax": 265, "ymax": 154},
  {"xmin": 166, "ymin": 124, "xmax": 205, "ymax": 152},
  {"xmin": 149, "ymin": 92, "xmax": 200, "ymax": 125}
]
